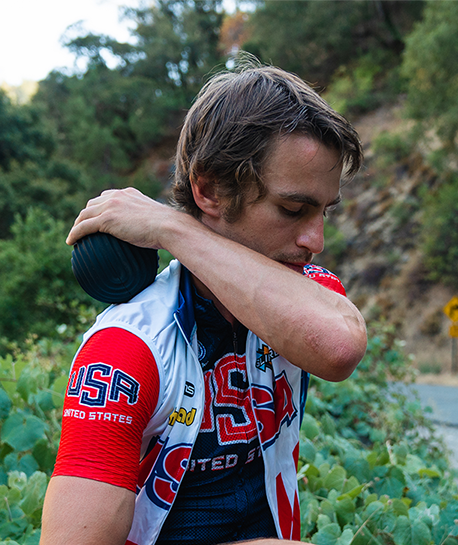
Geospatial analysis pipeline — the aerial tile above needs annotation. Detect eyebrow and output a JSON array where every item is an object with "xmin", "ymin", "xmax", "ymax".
[{"xmin": 277, "ymin": 192, "xmax": 342, "ymax": 208}]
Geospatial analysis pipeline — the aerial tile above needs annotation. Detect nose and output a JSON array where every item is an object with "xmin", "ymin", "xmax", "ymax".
[{"xmin": 296, "ymin": 215, "xmax": 325, "ymax": 255}]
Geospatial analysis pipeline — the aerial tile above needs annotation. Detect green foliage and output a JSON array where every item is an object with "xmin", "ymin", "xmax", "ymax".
[
  {"xmin": 300, "ymin": 322, "xmax": 458, "ymax": 544},
  {"xmin": 402, "ymin": 0, "xmax": 458, "ymax": 152},
  {"xmin": 320, "ymin": 221, "xmax": 347, "ymax": 273},
  {"xmin": 323, "ymin": 61, "xmax": 381, "ymax": 118},
  {"xmin": 0, "ymin": 335, "xmax": 78, "ymax": 543},
  {"xmin": 0, "ymin": 471, "xmax": 45, "ymax": 544},
  {"xmin": 34, "ymin": 69, "xmax": 141, "ymax": 195},
  {"xmin": 158, "ymin": 249, "xmax": 175, "ymax": 273},
  {"xmin": 0, "ymin": 319, "xmax": 456, "ymax": 542},
  {"xmin": 33, "ymin": 0, "xmax": 226, "ymax": 191},
  {"xmin": 372, "ymin": 130, "xmax": 414, "ymax": 168},
  {"xmin": 0, "ymin": 93, "xmax": 90, "ymax": 238},
  {"xmin": 129, "ymin": 0, "xmax": 224, "ymax": 97},
  {"xmin": 0, "ymin": 92, "xmax": 54, "ymax": 173},
  {"xmin": 420, "ymin": 176, "xmax": 458, "ymax": 289},
  {"xmin": 0, "ymin": 208, "xmax": 103, "ymax": 347},
  {"xmin": 323, "ymin": 50, "xmax": 405, "ymax": 118},
  {"xmin": 243, "ymin": 1, "xmax": 423, "ymax": 86},
  {"xmin": 0, "ymin": 158, "xmax": 89, "ymax": 239}
]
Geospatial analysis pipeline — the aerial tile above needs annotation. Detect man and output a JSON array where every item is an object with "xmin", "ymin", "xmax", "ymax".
[{"xmin": 41, "ymin": 63, "xmax": 367, "ymax": 545}]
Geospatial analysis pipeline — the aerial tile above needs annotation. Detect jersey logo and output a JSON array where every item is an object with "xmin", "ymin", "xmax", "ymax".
[
  {"xmin": 67, "ymin": 362, "xmax": 140, "ymax": 408},
  {"xmin": 168, "ymin": 407, "xmax": 197, "ymax": 427},
  {"xmin": 184, "ymin": 381, "xmax": 195, "ymax": 397},
  {"xmin": 251, "ymin": 371, "xmax": 297, "ymax": 449},
  {"xmin": 200, "ymin": 355, "xmax": 258, "ymax": 445},
  {"xmin": 145, "ymin": 438, "xmax": 192, "ymax": 511},
  {"xmin": 256, "ymin": 344, "xmax": 278, "ymax": 372}
]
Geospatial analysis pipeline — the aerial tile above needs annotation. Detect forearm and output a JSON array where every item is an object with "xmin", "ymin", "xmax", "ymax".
[
  {"xmin": 67, "ymin": 190, "xmax": 366, "ymax": 381},
  {"xmin": 161, "ymin": 212, "xmax": 367, "ymax": 381}
]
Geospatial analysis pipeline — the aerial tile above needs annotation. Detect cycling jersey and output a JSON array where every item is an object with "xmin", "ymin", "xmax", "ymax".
[{"xmin": 54, "ymin": 261, "xmax": 345, "ymax": 545}]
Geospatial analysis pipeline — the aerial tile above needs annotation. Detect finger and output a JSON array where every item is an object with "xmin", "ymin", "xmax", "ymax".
[
  {"xmin": 85, "ymin": 190, "xmax": 118, "ymax": 209},
  {"xmin": 72, "ymin": 202, "xmax": 107, "ymax": 229},
  {"xmin": 67, "ymin": 203, "xmax": 110, "ymax": 245},
  {"xmin": 66, "ymin": 216, "xmax": 106, "ymax": 245}
]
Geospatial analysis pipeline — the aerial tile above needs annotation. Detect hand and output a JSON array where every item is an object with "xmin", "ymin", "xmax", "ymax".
[{"xmin": 66, "ymin": 188, "xmax": 177, "ymax": 249}]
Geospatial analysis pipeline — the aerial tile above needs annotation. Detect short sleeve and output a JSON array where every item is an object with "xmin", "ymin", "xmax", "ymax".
[
  {"xmin": 53, "ymin": 327, "xmax": 160, "ymax": 492},
  {"xmin": 303, "ymin": 264, "xmax": 346, "ymax": 296}
]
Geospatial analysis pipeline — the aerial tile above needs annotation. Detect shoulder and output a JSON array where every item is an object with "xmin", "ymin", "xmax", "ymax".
[{"xmin": 84, "ymin": 260, "xmax": 183, "ymax": 350}]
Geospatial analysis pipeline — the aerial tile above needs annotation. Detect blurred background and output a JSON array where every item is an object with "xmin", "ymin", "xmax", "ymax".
[
  {"xmin": 0, "ymin": 0, "xmax": 457, "ymax": 373},
  {"xmin": 2, "ymin": 3, "xmax": 458, "ymax": 543}
]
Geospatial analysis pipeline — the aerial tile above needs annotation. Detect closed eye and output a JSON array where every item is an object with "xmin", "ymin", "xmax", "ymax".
[{"xmin": 280, "ymin": 206, "xmax": 304, "ymax": 217}]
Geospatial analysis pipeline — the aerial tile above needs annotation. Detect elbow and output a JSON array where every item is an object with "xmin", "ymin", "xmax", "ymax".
[
  {"xmin": 324, "ymin": 325, "xmax": 367, "ymax": 382},
  {"xmin": 283, "ymin": 302, "xmax": 368, "ymax": 382},
  {"xmin": 303, "ymin": 320, "xmax": 367, "ymax": 383}
]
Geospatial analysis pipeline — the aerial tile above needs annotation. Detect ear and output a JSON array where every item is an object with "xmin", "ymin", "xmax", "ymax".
[{"xmin": 191, "ymin": 175, "xmax": 224, "ymax": 218}]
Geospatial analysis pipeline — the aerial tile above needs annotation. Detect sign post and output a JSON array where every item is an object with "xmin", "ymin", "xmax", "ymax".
[{"xmin": 444, "ymin": 297, "xmax": 458, "ymax": 373}]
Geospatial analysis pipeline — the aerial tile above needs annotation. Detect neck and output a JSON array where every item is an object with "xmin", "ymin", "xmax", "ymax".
[{"xmin": 191, "ymin": 273, "xmax": 237, "ymax": 327}]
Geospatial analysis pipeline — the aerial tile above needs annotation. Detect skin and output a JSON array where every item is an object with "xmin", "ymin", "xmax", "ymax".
[{"xmin": 41, "ymin": 134, "xmax": 367, "ymax": 545}]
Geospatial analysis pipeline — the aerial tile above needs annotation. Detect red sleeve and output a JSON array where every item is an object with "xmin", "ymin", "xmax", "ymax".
[
  {"xmin": 303, "ymin": 264, "xmax": 347, "ymax": 296},
  {"xmin": 53, "ymin": 327, "xmax": 160, "ymax": 492}
]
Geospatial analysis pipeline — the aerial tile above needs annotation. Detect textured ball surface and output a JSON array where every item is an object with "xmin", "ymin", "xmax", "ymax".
[{"xmin": 71, "ymin": 233, "xmax": 159, "ymax": 303}]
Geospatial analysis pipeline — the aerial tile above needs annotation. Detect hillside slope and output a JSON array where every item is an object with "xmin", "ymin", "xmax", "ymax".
[{"xmin": 332, "ymin": 102, "xmax": 456, "ymax": 378}]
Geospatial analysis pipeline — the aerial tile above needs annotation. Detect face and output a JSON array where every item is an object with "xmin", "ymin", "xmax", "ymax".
[{"xmin": 204, "ymin": 134, "xmax": 342, "ymax": 273}]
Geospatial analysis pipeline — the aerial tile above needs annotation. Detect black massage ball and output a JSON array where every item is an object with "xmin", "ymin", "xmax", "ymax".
[{"xmin": 71, "ymin": 232, "xmax": 159, "ymax": 304}]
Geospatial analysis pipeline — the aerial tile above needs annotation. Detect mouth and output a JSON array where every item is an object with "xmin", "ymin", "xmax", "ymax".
[{"xmin": 279, "ymin": 262, "xmax": 308, "ymax": 274}]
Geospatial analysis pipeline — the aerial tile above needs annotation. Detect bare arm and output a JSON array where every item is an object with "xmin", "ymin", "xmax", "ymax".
[
  {"xmin": 67, "ymin": 189, "xmax": 366, "ymax": 382},
  {"xmin": 40, "ymin": 479, "xmax": 311, "ymax": 545},
  {"xmin": 234, "ymin": 541, "xmax": 311, "ymax": 545},
  {"xmin": 40, "ymin": 476, "xmax": 135, "ymax": 545}
]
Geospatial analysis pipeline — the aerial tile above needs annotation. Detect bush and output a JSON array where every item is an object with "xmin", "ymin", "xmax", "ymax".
[
  {"xmin": 323, "ymin": 52, "xmax": 399, "ymax": 118},
  {"xmin": 320, "ymin": 221, "xmax": 347, "ymax": 273},
  {"xmin": 0, "ymin": 322, "xmax": 456, "ymax": 542},
  {"xmin": 0, "ymin": 208, "xmax": 104, "ymax": 349},
  {"xmin": 372, "ymin": 130, "xmax": 414, "ymax": 168},
  {"xmin": 402, "ymin": 0, "xmax": 458, "ymax": 153},
  {"xmin": 0, "ymin": 335, "xmax": 79, "ymax": 543},
  {"xmin": 420, "ymin": 177, "xmax": 458, "ymax": 289},
  {"xmin": 300, "ymin": 322, "xmax": 458, "ymax": 544}
]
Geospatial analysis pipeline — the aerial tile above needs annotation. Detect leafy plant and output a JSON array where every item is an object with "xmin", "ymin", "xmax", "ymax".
[
  {"xmin": 320, "ymin": 221, "xmax": 347, "ymax": 273},
  {"xmin": 0, "ymin": 471, "xmax": 45, "ymax": 544},
  {"xmin": 243, "ymin": 0, "xmax": 423, "ymax": 88},
  {"xmin": 0, "ymin": 321, "xmax": 455, "ymax": 543},
  {"xmin": 299, "ymin": 322, "xmax": 458, "ymax": 544},
  {"xmin": 372, "ymin": 131, "xmax": 414, "ymax": 169},
  {"xmin": 322, "ymin": 51, "xmax": 398, "ymax": 118},
  {"xmin": 0, "ymin": 333, "xmax": 80, "ymax": 543}
]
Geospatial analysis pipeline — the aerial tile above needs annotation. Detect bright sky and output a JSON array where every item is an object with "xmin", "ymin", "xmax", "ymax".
[{"xmin": 0, "ymin": 0, "xmax": 142, "ymax": 86}]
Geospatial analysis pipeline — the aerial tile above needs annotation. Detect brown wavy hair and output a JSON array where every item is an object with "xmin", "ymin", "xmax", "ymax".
[{"xmin": 172, "ymin": 61, "xmax": 363, "ymax": 222}]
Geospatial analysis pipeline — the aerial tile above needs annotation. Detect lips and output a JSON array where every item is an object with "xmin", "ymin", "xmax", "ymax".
[{"xmin": 280, "ymin": 262, "xmax": 308, "ymax": 274}]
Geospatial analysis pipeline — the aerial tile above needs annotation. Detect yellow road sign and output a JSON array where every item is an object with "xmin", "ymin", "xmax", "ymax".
[
  {"xmin": 444, "ymin": 297, "xmax": 458, "ymax": 322},
  {"xmin": 450, "ymin": 325, "xmax": 458, "ymax": 338}
]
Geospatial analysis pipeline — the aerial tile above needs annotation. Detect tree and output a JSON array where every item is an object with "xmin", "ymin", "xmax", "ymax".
[
  {"xmin": 0, "ymin": 92, "xmax": 54, "ymax": 172},
  {"xmin": 402, "ymin": 0, "xmax": 458, "ymax": 154},
  {"xmin": 34, "ymin": 0, "xmax": 227, "ymax": 192},
  {"xmin": 0, "ymin": 92, "xmax": 89, "ymax": 237},
  {"xmin": 242, "ymin": 1, "xmax": 423, "ymax": 87},
  {"xmin": 0, "ymin": 208, "xmax": 103, "ymax": 346},
  {"xmin": 128, "ymin": 0, "xmax": 224, "ymax": 98}
]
